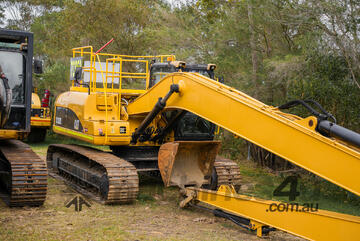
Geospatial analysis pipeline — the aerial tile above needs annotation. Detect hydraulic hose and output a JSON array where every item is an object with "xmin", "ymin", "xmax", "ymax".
[
  {"xmin": 131, "ymin": 84, "xmax": 180, "ymax": 144},
  {"xmin": 279, "ymin": 99, "xmax": 359, "ymax": 148}
]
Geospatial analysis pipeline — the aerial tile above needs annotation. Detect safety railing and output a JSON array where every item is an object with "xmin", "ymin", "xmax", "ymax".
[
  {"xmin": 71, "ymin": 45, "xmax": 175, "ymax": 94},
  {"xmin": 70, "ymin": 45, "xmax": 175, "ymax": 144},
  {"xmin": 105, "ymin": 57, "xmax": 149, "ymax": 94}
]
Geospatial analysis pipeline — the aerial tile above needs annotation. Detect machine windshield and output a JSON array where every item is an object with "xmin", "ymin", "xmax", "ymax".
[
  {"xmin": 186, "ymin": 69, "xmax": 211, "ymax": 78},
  {"xmin": 0, "ymin": 51, "xmax": 24, "ymax": 105},
  {"xmin": 150, "ymin": 66, "xmax": 175, "ymax": 85}
]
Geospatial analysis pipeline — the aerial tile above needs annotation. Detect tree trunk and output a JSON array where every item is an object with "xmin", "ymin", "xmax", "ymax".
[{"xmin": 247, "ymin": 2, "xmax": 259, "ymax": 98}]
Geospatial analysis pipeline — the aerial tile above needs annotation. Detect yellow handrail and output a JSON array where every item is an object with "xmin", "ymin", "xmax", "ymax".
[
  {"xmin": 95, "ymin": 54, "xmax": 109, "ymax": 144},
  {"xmin": 70, "ymin": 45, "xmax": 167, "ymax": 140},
  {"xmin": 71, "ymin": 45, "xmax": 171, "ymax": 95}
]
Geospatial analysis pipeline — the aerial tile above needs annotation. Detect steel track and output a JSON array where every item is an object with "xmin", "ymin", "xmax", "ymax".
[
  {"xmin": 0, "ymin": 140, "xmax": 47, "ymax": 207},
  {"xmin": 47, "ymin": 144, "xmax": 138, "ymax": 204},
  {"xmin": 213, "ymin": 157, "xmax": 241, "ymax": 190}
]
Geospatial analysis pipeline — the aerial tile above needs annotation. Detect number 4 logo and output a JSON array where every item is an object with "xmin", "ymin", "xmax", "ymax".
[{"xmin": 273, "ymin": 175, "xmax": 300, "ymax": 201}]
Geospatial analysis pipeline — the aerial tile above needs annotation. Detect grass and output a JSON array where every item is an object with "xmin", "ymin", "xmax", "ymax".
[
  {"xmin": 28, "ymin": 134, "xmax": 110, "ymax": 157},
  {"xmin": 5, "ymin": 134, "xmax": 257, "ymax": 240},
  {"xmin": 2, "ymin": 133, "xmax": 354, "ymax": 240},
  {"xmin": 2, "ymin": 133, "xmax": 303, "ymax": 240},
  {"xmin": 30, "ymin": 133, "xmax": 360, "ymax": 217},
  {"xmin": 0, "ymin": 174, "xmax": 276, "ymax": 241}
]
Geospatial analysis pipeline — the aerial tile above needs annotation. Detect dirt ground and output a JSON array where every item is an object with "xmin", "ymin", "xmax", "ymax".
[
  {"xmin": 0, "ymin": 173, "xmax": 304, "ymax": 241},
  {"xmin": 0, "ymin": 147, "xmax": 304, "ymax": 241}
]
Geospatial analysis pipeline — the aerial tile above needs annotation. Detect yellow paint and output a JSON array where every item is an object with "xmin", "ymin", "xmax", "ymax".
[
  {"xmin": 31, "ymin": 93, "xmax": 41, "ymax": 108},
  {"xmin": 189, "ymin": 186, "xmax": 360, "ymax": 241},
  {"xmin": 31, "ymin": 93, "xmax": 51, "ymax": 128},
  {"xmin": 0, "ymin": 130, "xmax": 23, "ymax": 140},
  {"xmin": 53, "ymin": 46, "xmax": 360, "ymax": 240},
  {"xmin": 31, "ymin": 117, "xmax": 51, "ymax": 127},
  {"xmin": 127, "ymin": 72, "xmax": 360, "ymax": 196},
  {"xmin": 53, "ymin": 125, "xmax": 93, "ymax": 141}
]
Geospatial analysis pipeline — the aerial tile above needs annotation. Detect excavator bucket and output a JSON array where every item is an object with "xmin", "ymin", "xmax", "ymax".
[{"xmin": 158, "ymin": 141, "xmax": 221, "ymax": 188}]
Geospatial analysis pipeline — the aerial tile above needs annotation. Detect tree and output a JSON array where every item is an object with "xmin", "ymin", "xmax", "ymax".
[
  {"xmin": 29, "ymin": 0, "xmax": 165, "ymax": 95},
  {"xmin": 22, "ymin": 0, "xmax": 359, "ymax": 151},
  {"xmin": 1, "ymin": 0, "xmax": 61, "ymax": 30},
  {"xmin": 282, "ymin": 0, "xmax": 360, "ymax": 90},
  {"xmin": 0, "ymin": 5, "xmax": 5, "ymax": 26}
]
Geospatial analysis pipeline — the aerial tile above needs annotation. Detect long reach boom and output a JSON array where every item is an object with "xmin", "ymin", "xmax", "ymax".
[
  {"xmin": 128, "ymin": 72, "xmax": 360, "ymax": 196},
  {"xmin": 127, "ymin": 72, "xmax": 360, "ymax": 240}
]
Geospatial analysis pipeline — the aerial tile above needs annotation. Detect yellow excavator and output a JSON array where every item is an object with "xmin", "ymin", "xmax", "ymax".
[
  {"xmin": 28, "ymin": 90, "xmax": 51, "ymax": 142},
  {"xmin": 47, "ymin": 45, "xmax": 360, "ymax": 240},
  {"xmin": 47, "ymin": 46, "xmax": 240, "ymax": 203},
  {"xmin": 0, "ymin": 29, "xmax": 47, "ymax": 207}
]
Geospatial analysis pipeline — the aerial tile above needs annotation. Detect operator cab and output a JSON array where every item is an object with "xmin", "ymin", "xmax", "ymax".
[
  {"xmin": 149, "ymin": 61, "xmax": 185, "ymax": 88},
  {"xmin": 149, "ymin": 61, "xmax": 216, "ymax": 88},
  {"xmin": 0, "ymin": 30, "xmax": 34, "ymax": 131},
  {"xmin": 184, "ymin": 64, "xmax": 216, "ymax": 79}
]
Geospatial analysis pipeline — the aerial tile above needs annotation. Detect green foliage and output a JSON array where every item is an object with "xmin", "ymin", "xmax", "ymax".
[
  {"xmin": 0, "ymin": 6, "xmax": 4, "ymax": 25},
  {"xmin": 287, "ymin": 53, "xmax": 360, "ymax": 131},
  {"xmin": 30, "ymin": 0, "xmax": 164, "ymax": 58},
  {"xmin": 24, "ymin": 0, "xmax": 360, "ymax": 133},
  {"xmin": 34, "ymin": 61, "xmax": 69, "ymax": 96},
  {"xmin": 217, "ymin": 129, "xmax": 248, "ymax": 160}
]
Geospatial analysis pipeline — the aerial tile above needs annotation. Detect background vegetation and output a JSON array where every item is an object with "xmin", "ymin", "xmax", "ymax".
[
  {"xmin": 1, "ymin": 0, "xmax": 359, "ymax": 211},
  {"xmin": 1, "ymin": 0, "xmax": 358, "ymax": 131}
]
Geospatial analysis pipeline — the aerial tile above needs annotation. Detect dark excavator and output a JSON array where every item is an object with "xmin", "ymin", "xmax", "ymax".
[{"xmin": 0, "ymin": 29, "xmax": 47, "ymax": 207}]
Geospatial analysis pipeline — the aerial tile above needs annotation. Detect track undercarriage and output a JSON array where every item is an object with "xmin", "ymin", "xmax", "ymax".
[
  {"xmin": 47, "ymin": 144, "xmax": 139, "ymax": 204},
  {"xmin": 47, "ymin": 143, "xmax": 240, "ymax": 204},
  {"xmin": 0, "ymin": 140, "xmax": 47, "ymax": 207}
]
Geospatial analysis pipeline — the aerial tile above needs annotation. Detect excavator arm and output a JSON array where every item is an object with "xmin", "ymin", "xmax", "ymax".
[
  {"xmin": 127, "ymin": 72, "xmax": 360, "ymax": 240},
  {"xmin": 181, "ymin": 185, "xmax": 360, "ymax": 240},
  {"xmin": 128, "ymin": 72, "xmax": 360, "ymax": 196}
]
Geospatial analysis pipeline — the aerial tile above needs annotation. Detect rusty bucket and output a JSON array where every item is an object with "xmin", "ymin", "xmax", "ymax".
[{"xmin": 158, "ymin": 141, "xmax": 221, "ymax": 188}]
